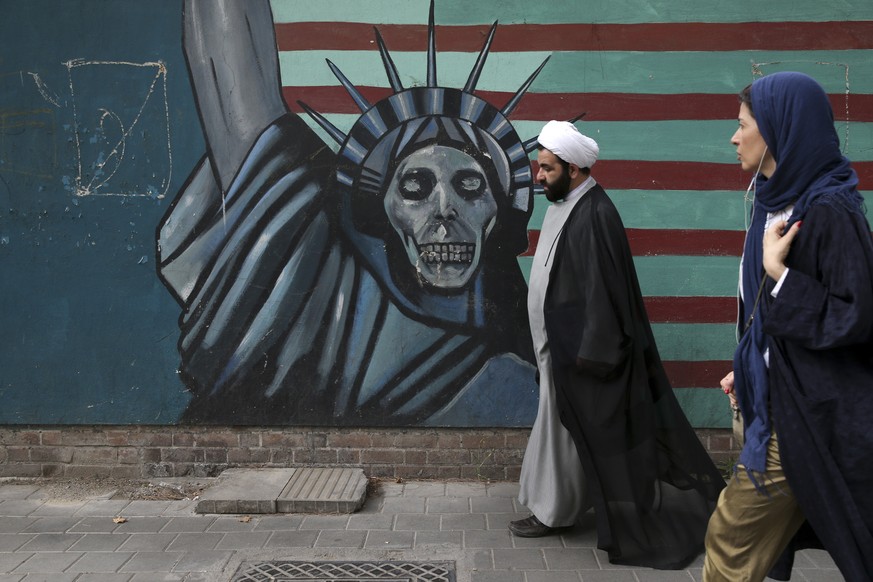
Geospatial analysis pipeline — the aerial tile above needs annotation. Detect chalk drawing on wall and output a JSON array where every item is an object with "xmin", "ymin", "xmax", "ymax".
[
  {"xmin": 65, "ymin": 59, "xmax": 172, "ymax": 198},
  {"xmin": 157, "ymin": 0, "xmax": 544, "ymax": 427}
]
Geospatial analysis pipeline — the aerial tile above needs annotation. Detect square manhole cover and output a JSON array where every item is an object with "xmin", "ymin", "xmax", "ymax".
[{"xmin": 232, "ymin": 560, "xmax": 456, "ymax": 582}]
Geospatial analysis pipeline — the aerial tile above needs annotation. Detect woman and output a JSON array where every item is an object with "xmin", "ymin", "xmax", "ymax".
[{"xmin": 703, "ymin": 72, "xmax": 873, "ymax": 581}]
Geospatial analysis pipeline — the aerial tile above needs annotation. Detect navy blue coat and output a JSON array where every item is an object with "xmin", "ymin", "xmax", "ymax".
[{"xmin": 764, "ymin": 202, "xmax": 873, "ymax": 580}]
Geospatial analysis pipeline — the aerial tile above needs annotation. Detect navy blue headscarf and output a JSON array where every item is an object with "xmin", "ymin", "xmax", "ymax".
[{"xmin": 734, "ymin": 72, "xmax": 862, "ymax": 474}]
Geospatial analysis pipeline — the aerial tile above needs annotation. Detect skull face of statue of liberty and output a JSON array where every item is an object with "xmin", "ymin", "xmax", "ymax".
[
  {"xmin": 297, "ymin": 3, "xmax": 551, "ymax": 300},
  {"xmin": 384, "ymin": 144, "xmax": 498, "ymax": 288}
]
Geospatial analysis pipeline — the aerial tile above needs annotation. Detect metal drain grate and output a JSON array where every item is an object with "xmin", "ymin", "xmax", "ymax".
[{"xmin": 232, "ymin": 560, "xmax": 455, "ymax": 582}]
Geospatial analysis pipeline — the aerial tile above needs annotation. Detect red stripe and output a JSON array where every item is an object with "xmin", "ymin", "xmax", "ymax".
[
  {"xmin": 663, "ymin": 360, "xmax": 732, "ymax": 388},
  {"xmin": 275, "ymin": 21, "xmax": 873, "ymax": 51},
  {"xmin": 284, "ymin": 88, "xmax": 873, "ymax": 123},
  {"xmin": 524, "ymin": 229, "xmax": 744, "ymax": 257},
  {"xmin": 531, "ymin": 161, "xmax": 873, "ymax": 190},
  {"xmin": 644, "ymin": 297, "xmax": 737, "ymax": 324}
]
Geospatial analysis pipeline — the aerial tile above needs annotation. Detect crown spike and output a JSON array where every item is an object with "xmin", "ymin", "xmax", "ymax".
[
  {"xmin": 426, "ymin": 0, "xmax": 437, "ymax": 87},
  {"xmin": 501, "ymin": 55, "xmax": 550, "ymax": 117},
  {"xmin": 297, "ymin": 100, "xmax": 347, "ymax": 145},
  {"xmin": 463, "ymin": 21, "xmax": 497, "ymax": 93},
  {"xmin": 522, "ymin": 136, "xmax": 540, "ymax": 154},
  {"xmin": 374, "ymin": 28, "xmax": 404, "ymax": 93},
  {"xmin": 326, "ymin": 59, "xmax": 371, "ymax": 112}
]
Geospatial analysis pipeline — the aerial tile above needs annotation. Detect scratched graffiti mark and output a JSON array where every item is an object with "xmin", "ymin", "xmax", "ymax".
[
  {"xmin": 751, "ymin": 60, "xmax": 850, "ymax": 152},
  {"xmin": 65, "ymin": 59, "xmax": 172, "ymax": 198},
  {"xmin": 27, "ymin": 72, "xmax": 62, "ymax": 108}
]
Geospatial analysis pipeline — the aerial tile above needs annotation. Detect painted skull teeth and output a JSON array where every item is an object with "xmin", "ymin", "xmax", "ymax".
[{"xmin": 418, "ymin": 243, "xmax": 475, "ymax": 264}]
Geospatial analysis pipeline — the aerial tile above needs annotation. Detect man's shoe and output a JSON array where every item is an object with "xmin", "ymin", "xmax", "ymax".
[{"xmin": 508, "ymin": 515, "xmax": 559, "ymax": 538}]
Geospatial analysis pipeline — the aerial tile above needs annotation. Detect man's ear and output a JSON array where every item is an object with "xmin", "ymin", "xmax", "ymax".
[{"xmin": 568, "ymin": 164, "xmax": 580, "ymax": 178}]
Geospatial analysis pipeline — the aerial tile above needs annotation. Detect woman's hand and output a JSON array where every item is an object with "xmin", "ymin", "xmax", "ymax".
[
  {"xmin": 763, "ymin": 220, "xmax": 802, "ymax": 281},
  {"xmin": 720, "ymin": 371, "xmax": 737, "ymax": 409}
]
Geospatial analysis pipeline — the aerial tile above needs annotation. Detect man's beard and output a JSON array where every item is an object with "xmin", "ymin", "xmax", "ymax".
[{"xmin": 542, "ymin": 168, "xmax": 571, "ymax": 202}]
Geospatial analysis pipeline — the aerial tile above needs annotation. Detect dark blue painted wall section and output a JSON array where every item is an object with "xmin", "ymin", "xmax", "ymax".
[{"xmin": 0, "ymin": 1, "xmax": 202, "ymax": 423}]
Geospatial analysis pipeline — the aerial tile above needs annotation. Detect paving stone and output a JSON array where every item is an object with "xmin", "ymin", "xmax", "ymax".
[
  {"xmin": 121, "ymin": 501, "xmax": 174, "ymax": 516},
  {"xmin": 445, "ymin": 483, "xmax": 489, "ymax": 497},
  {"xmin": 170, "ymin": 550, "xmax": 233, "ymax": 573},
  {"xmin": 402, "ymin": 482, "xmax": 447, "ymax": 497},
  {"xmin": 276, "ymin": 468, "xmax": 368, "ymax": 514},
  {"xmin": 492, "ymin": 548, "xmax": 546, "ymax": 569},
  {"xmin": 0, "ymin": 485, "xmax": 41, "ymax": 500},
  {"xmin": 161, "ymin": 517, "xmax": 216, "ymax": 533},
  {"xmin": 214, "ymin": 531, "xmax": 271, "ymax": 550},
  {"xmin": 28, "ymin": 502, "xmax": 85, "ymax": 516},
  {"xmin": 471, "ymin": 571, "xmax": 525, "ymax": 582},
  {"xmin": 252, "ymin": 515, "xmax": 304, "ymax": 531},
  {"xmin": 128, "ymin": 575, "xmax": 184, "ymax": 582},
  {"xmin": 0, "ymin": 554, "xmax": 30, "ymax": 574},
  {"xmin": 543, "ymin": 549, "xmax": 601, "ymax": 571},
  {"xmin": 73, "ymin": 501, "xmax": 132, "ymax": 517},
  {"xmin": 75, "ymin": 575, "xmax": 134, "ymax": 582},
  {"xmin": 380, "ymin": 497, "xmax": 426, "ymax": 514},
  {"xmin": 69, "ymin": 517, "xmax": 123, "ymax": 533},
  {"xmin": 364, "ymin": 530, "xmax": 415, "ymax": 549},
  {"xmin": 66, "ymin": 551, "xmax": 136, "ymax": 573},
  {"xmin": 18, "ymin": 533, "xmax": 83, "ymax": 551},
  {"xmin": 13, "ymin": 552, "xmax": 83, "ymax": 573},
  {"xmin": 116, "ymin": 533, "xmax": 177, "ymax": 552},
  {"xmin": 0, "ymin": 501, "xmax": 45, "ymax": 517},
  {"xmin": 512, "ymin": 534, "xmax": 565, "ymax": 549},
  {"xmin": 0, "ymin": 517, "xmax": 36, "ymax": 534},
  {"xmin": 68, "ymin": 533, "xmax": 130, "ymax": 551},
  {"xmin": 20, "ymin": 517, "xmax": 81, "ymax": 534},
  {"xmin": 113, "ymin": 517, "xmax": 172, "ymax": 533},
  {"xmin": 525, "ymin": 572, "xmax": 582, "ymax": 582},
  {"xmin": 465, "ymin": 529, "xmax": 514, "ymax": 549},
  {"xmin": 313, "ymin": 530, "xmax": 367, "ymax": 548},
  {"xmin": 414, "ymin": 531, "xmax": 463, "ymax": 549},
  {"xmin": 394, "ymin": 514, "xmax": 441, "ymax": 531},
  {"xmin": 0, "ymin": 534, "xmax": 32, "ymax": 552},
  {"xmin": 576, "ymin": 571, "xmax": 636, "ymax": 582},
  {"xmin": 19, "ymin": 575, "xmax": 78, "ymax": 582},
  {"xmin": 441, "ymin": 514, "xmax": 486, "ymax": 531},
  {"xmin": 264, "ymin": 530, "xmax": 319, "ymax": 548},
  {"xmin": 165, "ymin": 532, "xmax": 224, "ymax": 552},
  {"xmin": 206, "ymin": 516, "xmax": 257, "ymax": 532},
  {"xmin": 797, "ymin": 569, "xmax": 846, "ymax": 582},
  {"xmin": 426, "ymin": 497, "xmax": 471, "ymax": 513},
  {"xmin": 484, "ymin": 483, "xmax": 520, "ymax": 497},
  {"xmin": 346, "ymin": 513, "xmax": 394, "ymax": 531},
  {"xmin": 195, "ymin": 468, "xmax": 293, "ymax": 515},
  {"xmin": 298, "ymin": 515, "xmax": 350, "ymax": 530},
  {"xmin": 118, "ymin": 551, "xmax": 184, "ymax": 572},
  {"xmin": 470, "ymin": 497, "xmax": 515, "ymax": 513}
]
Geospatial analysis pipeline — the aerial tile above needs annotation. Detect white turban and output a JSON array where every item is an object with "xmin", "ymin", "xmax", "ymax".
[{"xmin": 537, "ymin": 120, "xmax": 599, "ymax": 169}]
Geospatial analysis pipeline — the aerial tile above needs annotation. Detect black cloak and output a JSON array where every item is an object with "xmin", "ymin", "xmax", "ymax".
[
  {"xmin": 764, "ymin": 202, "xmax": 873, "ymax": 580},
  {"xmin": 544, "ymin": 184, "xmax": 725, "ymax": 569}
]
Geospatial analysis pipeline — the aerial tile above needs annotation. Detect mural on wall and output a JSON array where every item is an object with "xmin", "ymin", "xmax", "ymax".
[
  {"xmin": 156, "ymin": 0, "xmax": 542, "ymax": 426},
  {"xmin": 3, "ymin": 0, "xmax": 871, "ymax": 427}
]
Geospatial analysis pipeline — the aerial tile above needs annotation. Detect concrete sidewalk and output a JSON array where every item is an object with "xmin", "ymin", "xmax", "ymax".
[{"xmin": 0, "ymin": 477, "xmax": 844, "ymax": 582}]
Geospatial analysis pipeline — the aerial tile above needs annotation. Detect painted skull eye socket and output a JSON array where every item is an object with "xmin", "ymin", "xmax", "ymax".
[
  {"xmin": 452, "ymin": 169, "xmax": 487, "ymax": 200},
  {"xmin": 398, "ymin": 168, "xmax": 436, "ymax": 201}
]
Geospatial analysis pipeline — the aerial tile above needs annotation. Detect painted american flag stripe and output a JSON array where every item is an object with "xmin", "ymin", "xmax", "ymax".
[{"xmin": 275, "ymin": 21, "xmax": 873, "ymax": 52}]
